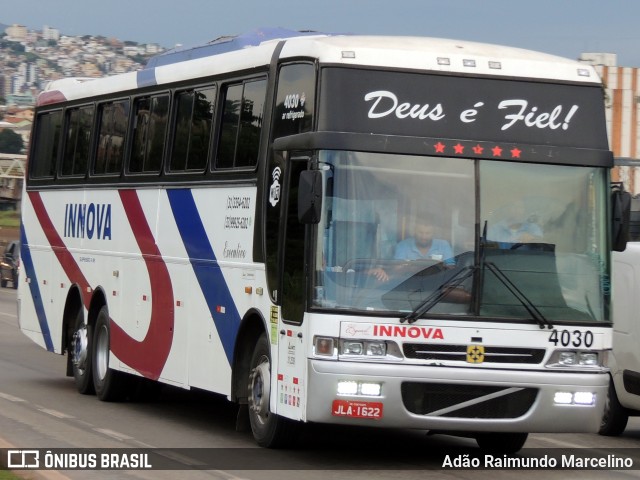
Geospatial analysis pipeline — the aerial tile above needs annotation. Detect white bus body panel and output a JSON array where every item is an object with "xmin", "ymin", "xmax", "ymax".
[{"xmin": 19, "ymin": 185, "xmax": 268, "ymax": 399}]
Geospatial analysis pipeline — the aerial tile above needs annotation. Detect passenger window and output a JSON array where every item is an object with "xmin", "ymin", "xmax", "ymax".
[
  {"xmin": 169, "ymin": 86, "xmax": 216, "ymax": 172},
  {"xmin": 216, "ymin": 78, "xmax": 266, "ymax": 170},
  {"xmin": 61, "ymin": 105, "xmax": 94, "ymax": 177},
  {"xmin": 31, "ymin": 110, "xmax": 62, "ymax": 179},
  {"xmin": 94, "ymin": 100, "xmax": 130, "ymax": 175},
  {"xmin": 130, "ymin": 94, "xmax": 169, "ymax": 173}
]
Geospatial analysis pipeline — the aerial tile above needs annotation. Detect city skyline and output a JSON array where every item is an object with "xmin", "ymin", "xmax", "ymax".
[{"xmin": 2, "ymin": 0, "xmax": 640, "ymax": 67}]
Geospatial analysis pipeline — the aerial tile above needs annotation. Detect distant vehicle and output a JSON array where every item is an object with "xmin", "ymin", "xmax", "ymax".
[
  {"xmin": 600, "ymin": 199, "xmax": 640, "ymax": 436},
  {"xmin": 0, "ymin": 240, "xmax": 20, "ymax": 289},
  {"xmin": 603, "ymin": 239, "xmax": 640, "ymax": 435}
]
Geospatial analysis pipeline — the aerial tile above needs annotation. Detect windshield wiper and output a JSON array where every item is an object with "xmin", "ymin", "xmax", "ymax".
[
  {"xmin": 483, "ymin": 261, "xmax": 554, "ymax": 329},
  {"xmin": 402, "ymin": 266, "xmax": 475, "ymax": 324}
]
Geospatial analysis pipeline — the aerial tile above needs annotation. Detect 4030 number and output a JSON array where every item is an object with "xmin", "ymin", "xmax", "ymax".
[{"xmin": 548, "ymin": 329, "xmax": 594, "ymax": 348}]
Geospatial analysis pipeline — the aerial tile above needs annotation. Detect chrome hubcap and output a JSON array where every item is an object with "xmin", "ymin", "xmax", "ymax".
[
  {"xmin": 71, "ymin": 326, "xmax": 89, "ymax": 372},
  {"xmin": 249, "ymin": 356, "xmax": 271, "ymax": 424}
]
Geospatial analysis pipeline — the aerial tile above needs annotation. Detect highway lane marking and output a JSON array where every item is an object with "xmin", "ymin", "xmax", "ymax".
[
  {"xmin": 93, "ymin": 428, "xmax": 135, "ymax": 441},
  {"xmin": 0, "ymin": 436, "xmax": 72, "ymax": 480},
  {"xmin": 37, "ymin": 406, "xmax": 74, "ymax": 419},
  {"xmin": 533, "ymin": 435, "xmax": 588, "ymax": 448},
  {"xmin": 0, "ymin": 391, "xmax": 26, "ymax": 402}
]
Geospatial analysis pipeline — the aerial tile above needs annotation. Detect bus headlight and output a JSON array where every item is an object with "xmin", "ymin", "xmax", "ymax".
[
  {"xmin": 342, "ymin": 341, "xmax": 364, "ymax": 355},
  {"xmin": 367, "ymin": 341, "xmax": 387, "ymax": 356},
  {"xmin": 313, "ymin": 336, "xmax": 401, "ymax": 361},
  {"xmin": 578, "ymin": 352, "xmax": 599, "ymax": 366},
  {"xmin": 546, "ymin": 350, "xmax": 603, "ymax": 369},
  {"xmin": 558, "ymin": 352, "xmax": 577, "ymax": 365},
  {"xmin": 339, "ymin": 339, "xmax": 387, "ymax": 357}
]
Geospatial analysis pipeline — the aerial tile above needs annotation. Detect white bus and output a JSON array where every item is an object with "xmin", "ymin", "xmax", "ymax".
[{"xmin": 18, "ymin": 28, "xmax": 628, "ymax": 453}]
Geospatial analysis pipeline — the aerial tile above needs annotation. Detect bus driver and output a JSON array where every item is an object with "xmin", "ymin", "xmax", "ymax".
[{"xmin": 369, "ymin": 219, "xmax": 454, "ymax": 282}]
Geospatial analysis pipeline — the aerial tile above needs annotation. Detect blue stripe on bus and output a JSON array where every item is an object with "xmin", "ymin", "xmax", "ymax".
[
  {"xmin": 136, "ymin": 68, "xmax": 157, "ymax": 88},
  {"xmin": 20, "ymin": 224, "xmax": 54, "ymax": 352},
  {"xmin": 166, "ymin": 189, "xmax": 238, "ymax": 364}
]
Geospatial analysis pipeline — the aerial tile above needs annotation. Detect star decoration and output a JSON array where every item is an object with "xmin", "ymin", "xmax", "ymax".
[
  {"xmin": 510, "ymin": 147, "xmax": 522, "ymax": 158},
  {"xmin": 491, "ymin": 145, "xmax": 503, "ymax": 157},
  {"xmin": 434, "ymin": 142, "xmax": 446, "ymax": 153},
  {"xmin": 472, "ymin": 144, "xmax": 484, "ymax": 154},
  {"xmin": 453, "ymin": 143, "xmax": 465, "ymax": 154}
]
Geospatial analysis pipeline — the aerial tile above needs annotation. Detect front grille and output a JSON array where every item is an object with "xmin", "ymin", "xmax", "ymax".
[
  {"xmin": 403, "ymin": 343, "xmax": 545, "ymax": 364},
  {"xmin": 401, "ymin": 382, "xmax": 538, "ymax": 418}
]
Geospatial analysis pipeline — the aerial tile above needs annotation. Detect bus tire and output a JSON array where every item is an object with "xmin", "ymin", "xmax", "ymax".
[
  {"xmin": 475, "ymin": 432, "xmax": 528, "ymax": 454},
  {"xmin": 599, "ymin": 378, "xmax": 629, "ymax": 436},
  {"xmin": 71, "ymin": 308, "xmax": 94, "ymax": 395},
  {"xmin": 248, "ymin": 333, "xmax": 298, "ymax": 448},
  {"xmin": 92, "ymin": 306, "xmax": 129, "ymax": 402}
]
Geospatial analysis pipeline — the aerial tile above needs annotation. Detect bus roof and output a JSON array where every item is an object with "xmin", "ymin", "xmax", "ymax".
[{"xmin": 37, "ymin": 30, "xmax": 600, "ymax": 107}]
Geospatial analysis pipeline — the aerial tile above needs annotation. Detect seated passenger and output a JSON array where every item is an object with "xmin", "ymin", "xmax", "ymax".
[{"xmin": 487, "ymin": 200, "xmax": 543, "ymax": 247}]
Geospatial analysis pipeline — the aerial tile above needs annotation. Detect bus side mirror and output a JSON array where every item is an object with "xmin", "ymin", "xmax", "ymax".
[
  {"xmin": 298, "ymin": 170, "xmax": 322, "ymax": 224},
  {"xmin": 612, "ymin": 187, "xmax": 631, "ymax": 252}
]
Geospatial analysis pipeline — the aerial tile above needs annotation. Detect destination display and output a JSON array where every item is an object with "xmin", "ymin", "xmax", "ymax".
[{"xmin": 318, "ymin": 67, "xmax": 609, "ymax": 151}]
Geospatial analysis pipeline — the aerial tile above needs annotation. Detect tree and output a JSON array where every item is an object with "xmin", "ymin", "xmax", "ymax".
[{"xmin": 0, "ymin": 130, "xmax": 24, "ymax": 154}]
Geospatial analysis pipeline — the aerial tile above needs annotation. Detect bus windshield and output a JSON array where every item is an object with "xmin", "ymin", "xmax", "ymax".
[{"xmin": 312, "ymin": 150, "xmax": 610, "ymax": 324}]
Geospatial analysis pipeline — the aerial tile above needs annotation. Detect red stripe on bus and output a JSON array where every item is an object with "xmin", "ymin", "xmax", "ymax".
[
  {"xmin": 36, "ymin": 90, "xmax": 68, "ymax": 107},
  {"xmin": 112, "ymin": 190, "xmax": 174, "ymax": 380}
]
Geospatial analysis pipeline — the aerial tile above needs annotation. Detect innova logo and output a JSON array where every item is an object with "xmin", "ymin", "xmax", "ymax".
[
  {"xmin": 64, "ymin": 203, "xmax": 112, "ymax": 240},
  {"xmin": 373, "ymin": 325, "xmax": 444, "ymax": 339}
]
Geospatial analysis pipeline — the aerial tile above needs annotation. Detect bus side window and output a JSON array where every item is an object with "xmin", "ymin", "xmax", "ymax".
[
  {"xmin": 169, "ymin": 86, "xmax": 215, "ymax": 172},
  {"xmin": 61, "ymin": 105, "xmax": 94, "ymax": 177},
  {"xmin": 130, "ymin": 97, "xmax": 150, "ymax": 173},
  {"xmin": 146, "ymin": 96, "xmax": 169, "ymax": 173},
  {"xmin": 30, "ymin": 110, "xmax": 62, "ymax": 179},
  {"xmin": 216, "ymin": 78, "xmax": 266, "ymax": 170},
  {"xmin": 94, "ymin": 100, "xmax": 129, "ymax": 175}
]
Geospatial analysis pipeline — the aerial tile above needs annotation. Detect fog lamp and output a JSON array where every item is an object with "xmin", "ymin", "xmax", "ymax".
[
  {"xmin": 554, "ymin": 392, "xmax": 573, "ymax": 404},
  {"xmin": 337, "ymin": 381, "xmax": 358, "ymax": 395},
  {"xmin": 574, "ymin": 392, "xmax": 596, "ymax": 405},
  {"xmin": 360, "ymin": 382, "xmax": 382, "ymax": 396}
]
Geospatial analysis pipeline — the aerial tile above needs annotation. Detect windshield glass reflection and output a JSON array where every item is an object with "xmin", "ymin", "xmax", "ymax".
[{"xmin": 311, "ymin": 151, "xmax": 610, "ymax": 323}]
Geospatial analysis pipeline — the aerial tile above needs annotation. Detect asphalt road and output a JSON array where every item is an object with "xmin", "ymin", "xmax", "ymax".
[{"xmin": 0, "ymin": 287, "xmax": 640, "ymax": 479}]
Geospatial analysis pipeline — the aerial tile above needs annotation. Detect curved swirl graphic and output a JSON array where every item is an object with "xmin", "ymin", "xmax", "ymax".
[{"xmin": 28, "ymin": 190, "xmax": 174, "ymax": 380}]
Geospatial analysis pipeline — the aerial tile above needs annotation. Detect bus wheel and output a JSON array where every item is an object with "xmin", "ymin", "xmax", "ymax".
[
  {"xmin": 599, "ymin": 379, "xmax": 629, "ymax": 436},
  {"xmin": 92, "ymin": 306, "xmax": 129, "ymax": 401},
  {"xmin": 475, "ymin": 432, "xmax": 528, "ymax": 454},
  {"xmin": 71, "ymin": 308, "xmax": 94, "ymax": 395},
  {"xmin": 248, "ymin": 333, "xmax": 297, "ymax": 447}
]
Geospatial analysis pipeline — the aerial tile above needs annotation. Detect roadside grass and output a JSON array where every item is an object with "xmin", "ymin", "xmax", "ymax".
[
  {"xmin": 0, "ymin": 210, "xmax": 20, "ymax": 228},
  {"xmin": 0, "ymin": 467, "xmax": 25, "ymax": 480}
]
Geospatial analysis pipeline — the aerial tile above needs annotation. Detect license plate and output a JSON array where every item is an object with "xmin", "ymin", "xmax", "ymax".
[{"xmin": 331, "ymin": 399, "xmax": 383, "ymax": 419}]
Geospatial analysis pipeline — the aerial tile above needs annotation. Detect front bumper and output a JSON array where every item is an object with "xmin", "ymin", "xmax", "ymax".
[{"xmin": 306, "ymin": 359, "xmax": 607, "ymax": 433}]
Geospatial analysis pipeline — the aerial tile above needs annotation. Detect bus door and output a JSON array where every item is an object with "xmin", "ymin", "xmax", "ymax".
[{"xmin": 273, "ymin": 155, "xmax": 308, "ymax": 420}]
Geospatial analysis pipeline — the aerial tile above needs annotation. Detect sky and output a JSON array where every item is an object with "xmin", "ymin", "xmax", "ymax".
[{"xmin": 2, "ymin": 0, "xmax": 640, "ymax": 67}]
